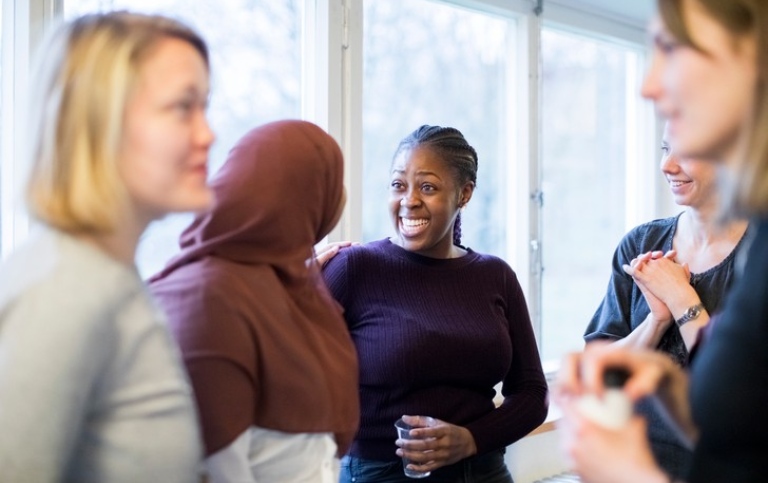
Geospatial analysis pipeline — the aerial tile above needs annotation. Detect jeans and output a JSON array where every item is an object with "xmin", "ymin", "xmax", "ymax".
[{"xmin": 339, "ymin": 450, "xmax": 514, "ymax": 483}]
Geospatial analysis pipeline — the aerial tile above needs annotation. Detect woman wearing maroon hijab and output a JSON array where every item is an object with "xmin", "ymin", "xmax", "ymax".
[{"xmin": 149, "ymin": 120, "xmax": 359, "ymax": 483}]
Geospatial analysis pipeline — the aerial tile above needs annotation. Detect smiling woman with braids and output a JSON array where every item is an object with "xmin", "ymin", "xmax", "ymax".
[{"xmin": 322, "ymin": 125, "xmax": 547, "ymax": 483}]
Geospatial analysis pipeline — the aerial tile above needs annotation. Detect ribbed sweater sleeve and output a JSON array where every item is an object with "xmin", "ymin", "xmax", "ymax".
[
  {"xmin": 464, "ymin": 266, "xmax": 548, "ymax": 454},
  {"xmin": 323, "ymin": 239, "xmax": 547, "ymax": 461}
]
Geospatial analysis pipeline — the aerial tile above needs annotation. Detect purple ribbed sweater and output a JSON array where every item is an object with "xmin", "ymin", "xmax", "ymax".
[{"xmin": 322, "ymin": 239, "xmax": 548, "ymax": 462}]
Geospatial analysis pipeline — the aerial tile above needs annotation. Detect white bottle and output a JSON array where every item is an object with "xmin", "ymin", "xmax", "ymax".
[{"xmin": 576, "ymin": 367, "xmax": 632, "ymax": 429}]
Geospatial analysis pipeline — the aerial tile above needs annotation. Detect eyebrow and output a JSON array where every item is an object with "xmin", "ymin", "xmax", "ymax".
[{"xmin": 391, "ymin": 168, "xmax": 442, "ymax": 177}]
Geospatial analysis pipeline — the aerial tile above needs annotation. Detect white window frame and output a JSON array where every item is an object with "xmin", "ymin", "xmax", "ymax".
[
  {"xmin": 3, "ymin": 0, "xmax": 665, "ymax": 362},
  {"xmin": 1, "ymin": 0, "xmax": 60, "ymax": 258}
]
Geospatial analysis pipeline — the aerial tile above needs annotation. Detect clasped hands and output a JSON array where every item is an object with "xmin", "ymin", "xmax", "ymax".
[{"xmin": 622, "ymin": 250, "xmax": 697, "ymax": 326}]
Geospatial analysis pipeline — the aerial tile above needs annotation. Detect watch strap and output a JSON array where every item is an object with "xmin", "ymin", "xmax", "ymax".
[{"xmin": 675, "ymin": 303, "xmax": 704, "ymax": 327}]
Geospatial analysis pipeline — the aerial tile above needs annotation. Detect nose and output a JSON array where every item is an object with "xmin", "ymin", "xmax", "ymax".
[
  {"xmin": 641, "ymin": 53, "xmax": 662, "ymax": 101},
  {"xmin": 660, "ymin": 149, "xmax": 680, "ymax": 173},
  {"xmin": 196, "ymin": 110, "xmax": 216, "ymax": 150},
  {"xmin": 399, "ymin": 189, "xmax": 420, "ymax": 208}
]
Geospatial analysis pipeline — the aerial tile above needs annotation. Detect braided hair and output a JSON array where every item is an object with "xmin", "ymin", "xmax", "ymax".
[{"xmin": 393, "ymin": 125, "xmax": 478, "ymax": 246}]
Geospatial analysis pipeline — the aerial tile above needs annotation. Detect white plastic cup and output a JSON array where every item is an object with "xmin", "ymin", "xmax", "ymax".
[
  {"xmin": 576, "ymin": 367, "xmax": 632, "ymax": 429},
  {"xmin": 394, "ymin": 417, "xmax": 434, "ymax": 479}
]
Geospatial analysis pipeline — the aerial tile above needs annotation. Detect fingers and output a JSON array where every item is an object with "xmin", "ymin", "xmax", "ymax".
[
  {"xmin": 621, "ymin": 353, "xmax": 674, "ymax": 400},
  {"xmin": 315, "ymin": 241, "xmax": 357, "ymax": 267},
  {"xmin": 395, "ymin": 417, "xmax": 474, "ymax": 470},
  {"xmin": 315, "ymin": 244, "xmax": 340, "ymax": 267},
  {"xmin": 624, "ymin": 251, "xmax": 654, "ymax": 275},
  {"xmin": 396, "ymin": 415, "xmax": 439, "ymax": 450},
  {"xmin": 554, "ymin": 351, "xmax": 586, "ymax": 401},
  {"xmin": 562, "ymin": 343, "xmax": 666, "ymax": 401},
  {"xmin": 403, "ymin": 456, "xmax": 438, "ymax": 474}
]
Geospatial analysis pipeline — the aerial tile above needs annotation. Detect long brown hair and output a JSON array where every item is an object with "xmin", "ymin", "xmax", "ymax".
[{"xmin": 659, "ymin": 0, "xmax": 768, "ymax": 216}]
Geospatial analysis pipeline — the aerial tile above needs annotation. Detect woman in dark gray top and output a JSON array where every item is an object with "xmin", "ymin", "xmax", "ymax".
[{"xmin": 585, "ymin": 125, "xmax": 748, "ymax": 479}]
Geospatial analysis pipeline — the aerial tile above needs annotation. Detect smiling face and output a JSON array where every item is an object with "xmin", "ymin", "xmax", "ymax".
[
  {"xmin": 119, "ymin": 36, "xmax": 215, "ymax": 223},
  {"xmin": 641, "ymin": 0, "xmax": 757, "ymax": 163},
  {"xmin": 388, "ymin": 146, "xmax": 473, "ymax": 259},
  {"xmin": 660, "ymin": 125, "xmax": 718, "ymax": 211}
]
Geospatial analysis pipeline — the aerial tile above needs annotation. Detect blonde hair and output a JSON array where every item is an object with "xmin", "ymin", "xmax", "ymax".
[
  {"xmin": 658, "ymin": 0, "xmax": 768, "ymax": 217},
  {"xmin": 26, "ymin": 11, "xmax": 209, "ymax": 233}
]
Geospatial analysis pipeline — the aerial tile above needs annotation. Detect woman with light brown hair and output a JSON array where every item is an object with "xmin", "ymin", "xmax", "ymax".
[
  {"xmin": 0, "ymin": 12, "xmax": 214, "ymax": 482},
  {"xmin": 557, "ymin": 1, "xmax": 768, "ymax": 482}
]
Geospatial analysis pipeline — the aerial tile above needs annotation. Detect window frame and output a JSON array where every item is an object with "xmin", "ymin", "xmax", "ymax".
[{"xmin": 4, "ymin": 0, "xmax": 668, "ymax": 365}]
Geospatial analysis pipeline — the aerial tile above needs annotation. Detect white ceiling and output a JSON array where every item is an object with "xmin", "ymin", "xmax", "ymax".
[{"xmin": 550, "ymin": 0, "xmax": 655, "ymax": 26}]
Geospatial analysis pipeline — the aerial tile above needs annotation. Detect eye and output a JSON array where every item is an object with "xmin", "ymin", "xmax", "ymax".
[
  {"xmin": 172, "ymin": 99, "xmax": 195, "ymax": 118},
  {"xmin": 654, "ymin": 37, "xmax": 680, "ymax": 55},
  {"xmin": 661, "ymin": 144, "xmax": 670, "ymax": 155},
  {"xmin": 390, "ymin": 180, "xmax": 405, "ymax": 191},
  {"xmin": 421, "ymin": 183, "xmax": 436, "ymax": 193}
]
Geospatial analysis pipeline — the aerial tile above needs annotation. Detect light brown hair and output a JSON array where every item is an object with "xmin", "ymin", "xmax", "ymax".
[{"xmin": 658, "ymin": 0, "xmax": 768, "ymax": 216}]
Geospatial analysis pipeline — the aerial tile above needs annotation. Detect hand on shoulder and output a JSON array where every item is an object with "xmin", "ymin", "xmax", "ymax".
[{"xmin": 315, "ymin": 241, "xmax": 359, "ymax": 268}]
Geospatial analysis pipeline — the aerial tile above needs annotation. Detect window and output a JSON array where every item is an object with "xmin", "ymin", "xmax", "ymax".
[
  {"xmin": 64, "ymin": 0, "xmax": 303, "ymax": 278},
  {"xmin": 0, "ymin": 1, "xmax": 4, "ymax": 252},
  {"xmin": 539, "ymin": 27, "xmax": 648, "ymax": 360},
  {"xmin": 4, "ymin": 0, "xmax": 658, "ymax": 364},
  {"xmin": 362, "ymin": 0, "xmax": 516, "ymax": 260}
]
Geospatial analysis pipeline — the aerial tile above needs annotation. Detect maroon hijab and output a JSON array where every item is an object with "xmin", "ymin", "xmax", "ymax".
[{"xmin": 149, "ymin": 120, "xmax": 359, "ymax": 456}]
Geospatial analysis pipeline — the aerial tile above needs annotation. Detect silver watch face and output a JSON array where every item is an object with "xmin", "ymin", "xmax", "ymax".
[{"xmin": 677, "ymin": 304, "xmax": 703, "ymax": 326}]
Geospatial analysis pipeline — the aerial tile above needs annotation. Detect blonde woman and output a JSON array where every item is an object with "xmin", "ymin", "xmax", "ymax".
[{"xmin": 0, "ymin": 12, "xmax": 213, "ymax": 482}]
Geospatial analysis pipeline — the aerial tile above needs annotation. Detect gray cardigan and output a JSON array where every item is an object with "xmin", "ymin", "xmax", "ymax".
[{"xmin": 0, "ymin": 229, "xmax": 202, "ymax": 482}]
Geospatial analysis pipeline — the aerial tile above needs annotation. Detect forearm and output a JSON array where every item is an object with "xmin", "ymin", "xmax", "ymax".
[
  {"xmin": 466, "ymin": 382, "xmax": 548, "ymax": 453},
  {"xmin": 657, "ymin": 284, "xmax": 709, "ymax": 354},
  {"xmin": 613, "ymin": 313, "xmax": 671, "ymax": 350},
  {"xmin": 677, "ymin": 311, "xmax": 709, "ymax": 354}
]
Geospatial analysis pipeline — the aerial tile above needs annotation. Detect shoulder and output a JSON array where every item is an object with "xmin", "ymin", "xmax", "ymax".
[
  {"xmin": 1, "ymin": 230, "xmax": 139, "ymax": 302},
  {"xmin": 323, "ymin": 238, "xmax": 393, "ymax": 271},
  {"xmin": 627, "ymin": 215, "xmax": 677, "ymax": 241},
  {"xmin": 0, "ymin": 230, "xmax": 144, "ymax": 344},
  {"xmin": 149, "ymin": 259, "xmax": 278, "ymax": 353},
  {"xmin": 616, "ymin": 215, "xmax": 679, "ymax": 253},
  {"xmin": 151, "ymin": 258, "xmax": 282, "ymax": 317},
  {"xmin": 459, "ymin": 250, "xmax": 524, "ymax": 294},
  {"xmin": 465, "ymin": 249, "xmax": 516, "ymax": 274}
]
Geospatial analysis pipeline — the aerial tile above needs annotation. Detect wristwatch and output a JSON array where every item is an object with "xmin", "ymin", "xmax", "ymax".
[{"xmin": 675, "ymin": 303, "xmax": 704, "ymax": 327}]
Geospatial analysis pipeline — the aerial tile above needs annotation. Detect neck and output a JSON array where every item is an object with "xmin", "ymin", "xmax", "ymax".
[
  {"xmin": 682, "ymin": 205, "xmax": 747, "ymax": 247},
  {"xmin": 79, "ymin": 207, "xmax": 152, "ymax": 267}
]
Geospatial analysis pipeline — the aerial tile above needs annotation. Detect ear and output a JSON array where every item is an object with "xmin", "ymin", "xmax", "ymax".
[{"xmin": 458, "ymin": 181, "xmax": 475, "ymax": 207}]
